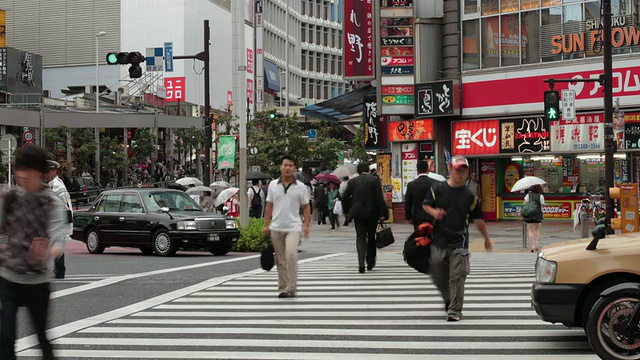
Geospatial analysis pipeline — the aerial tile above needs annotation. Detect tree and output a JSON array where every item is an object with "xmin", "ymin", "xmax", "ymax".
[
  {"xmin": 349, "ymin": 125, "xmax": 371, "ymax": 163},
  {"xmin": 100, "ymin": 136, "xmax": 128, "ymax": 179},
  {"xmin": 308, "ymin": 122, "xmax": 346, "ymax": 171},
  {"xmin": 247, "ymin": 111, "xmax": 309, "ymax": 177},
  {"xmin": 44, "ymin": 126, "xmax": 96, "ymax": 174},
  {"xmin": 131, "ymin": 128, "xmax": 156, "ymax": 165}
]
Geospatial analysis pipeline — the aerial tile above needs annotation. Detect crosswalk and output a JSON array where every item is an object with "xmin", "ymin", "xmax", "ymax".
[
  {"xmin": 52, "ymin": 274, "xmax": 118, "ymax": 285},
  {"xmin": 19, "ymin": 252, "xmax": 597, "ymax": 359}
]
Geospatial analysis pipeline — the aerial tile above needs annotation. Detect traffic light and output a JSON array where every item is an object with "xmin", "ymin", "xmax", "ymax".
[
  {"xmin": 105, "ymin": 51, "xmax": 145, "ymax": 78},
  {"xmin": 269, "ymin": 113, "xmax": 275, "ymax": 119},
  {"xmin": 544, "ymin": 90, "xmax": 560, "ymax": 121}
]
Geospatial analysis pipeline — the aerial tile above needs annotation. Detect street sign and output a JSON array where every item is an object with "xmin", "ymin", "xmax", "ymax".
[
  {"xmin": 22, "ymin": 130, "xmax": 35, "ymax": 144},
  {"xmin": 382, "ymin": 95, "xmax": 414, "ymax": 105},
  {"xmin": 250, "ymin": 147, "xmax": 258, "ymax": 155},
  {"xmin": 0, "ymin": 134, "xmax": 17, "ymax": 154},
  {"xmin": 562, "ymin": 89, "xmax": 576, "ymax": 120},
  {"xmin": 307, "ymin": 129, "xmax": 317, "ymax": 139},
  {"xmin": 255, "ymin": 0, "xmax": 263, "ymax": 13},
  {"xmin": 164, "ymin": 42, "xmax": 174, "ymax": 72},
  {"xmin": 145, "ymin": 47, "xmax": 163, "ymax": 72}
]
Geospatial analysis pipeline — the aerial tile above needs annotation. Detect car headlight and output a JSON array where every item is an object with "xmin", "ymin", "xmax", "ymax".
[
  {"xmin": 535, "ymin": 254, "xmax": 558, "ymax": 284},
  {"xmin": 177, "ymin": 221, "xmax": 197, "ymax": 230},
  {"xmin": 225, "ymin": 220, "xmax": 238, "ymax": 229}
]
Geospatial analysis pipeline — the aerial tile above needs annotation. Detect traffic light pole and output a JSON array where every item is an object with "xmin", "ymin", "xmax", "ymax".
[{"xmin": 173, "ymin": 20, "xmax": 211, "ymax": 185}]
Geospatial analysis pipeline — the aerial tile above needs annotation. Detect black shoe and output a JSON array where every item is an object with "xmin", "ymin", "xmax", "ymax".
[
  {"xmin": 444, "ymin": 300, "xmax": 450, "ymax": 312},
  {"xmin": 358, "ymin": 267, "xmax": 365, "ymax": 273},
  {"xmin": 331, "ymin": 226, "xmax": 335, "ymax": 230},
  {"xmin": 367, "ymin": 264, "xmax": 375, "ymax": 271},
  {"xmin": 278, "ymin": 292, "xmax": 289, "ymax": 298}
]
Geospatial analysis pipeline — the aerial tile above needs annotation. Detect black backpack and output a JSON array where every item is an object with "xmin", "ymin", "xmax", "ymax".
[{"xmin": 250, "ymin": 187, "xmax": 262, "ymax": 209}]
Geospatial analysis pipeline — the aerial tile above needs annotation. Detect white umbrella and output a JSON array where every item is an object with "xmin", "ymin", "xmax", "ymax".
[
  {"xmin": 427, "ymin": 173, "xmax": 446, "ymax": 182},
  {"xmin": 510, "ymin": 176, "xmax": 546, "ymax": 192},
  {"xmin": 210, "ymin": 181, "xmax": 232, "ymax": 188},
  {"xmin": 349, "ymin": 173, "xmax": 360, "ymax": 179},
  {"xmin": 186, "ymin": 186, "xmax": 213, "ymax": 195},
  {"xmin": 332, "ymin": 164, "xmax": 356, "ymax": 179},
  {"xmin": 176, "ymin": 177, "xmax": 203, "ymax": 187},
  {"xmin": 215, "ymin": 187, "xmax": 239, "ymax": 207}
]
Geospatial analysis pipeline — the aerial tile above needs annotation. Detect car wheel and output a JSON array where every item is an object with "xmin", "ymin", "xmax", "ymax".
[
  {"xmin": 139, "ymin": 247, "xmax": 154, "ymax": 255},
  {"xmin": 153, "ymin": 230, "xmax": 177, "ymax": 256},
  {"xmin": 581, "ymin": 279, "xmax": 636, "ymax": 330},
  {"xmin": 209, "ymin": 243, "xmax": 233, "ymax": 256},
  {"xmin": 86, "ymin": 229, "xmax": 105, "ymax": 254},
  {"xmin": 586, "ymin": 292, "xmax": 640, "ymax": 360}
]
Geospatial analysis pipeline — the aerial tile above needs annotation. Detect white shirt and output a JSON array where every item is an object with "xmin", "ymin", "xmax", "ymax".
[
  {"xmin": 247, "ymin": 185, "xmax": 263, "ymax": 204},
  {"xmin": 48, "ymin": 176, "xmax": 73, "ymax": 236},
  {"xmin": 267, "ymin": 179, "xmax": 310, "ymax": 232},
  {"xmin": 524, "ymin": 193, "xmax": 546, "ymax": 205}
]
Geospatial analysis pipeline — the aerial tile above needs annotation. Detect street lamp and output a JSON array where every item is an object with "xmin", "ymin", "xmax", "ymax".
[{"xmin": 95, "ymin": 31, "xmax": 106, "ymax": 186}]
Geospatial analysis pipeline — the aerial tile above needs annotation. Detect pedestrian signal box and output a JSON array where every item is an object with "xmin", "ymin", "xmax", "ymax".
[
  {"xmin": 544, "ymin": 90, "xmax": 560, "ymax": 121},
  {"xmin": 609, "ymin": 184, "xmax": 639, "ymax": 233}
]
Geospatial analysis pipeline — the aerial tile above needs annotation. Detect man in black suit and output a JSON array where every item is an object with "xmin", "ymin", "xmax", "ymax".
[
  {"xmin": 313, "ymin": 183, "xmax": 328, "ymax": 225},
  {"xmin": 405, "ymin": 160, "xmax": 439, "ymax": 231},
  {"xmin": 342, "ymin": 163, "xmax": 389, "ymax": 273}
]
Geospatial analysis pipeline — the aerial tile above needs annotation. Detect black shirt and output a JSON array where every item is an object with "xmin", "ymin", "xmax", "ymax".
[{"xmin": 423, "ymin": 182, "xmax": 483, "ymax": 249}]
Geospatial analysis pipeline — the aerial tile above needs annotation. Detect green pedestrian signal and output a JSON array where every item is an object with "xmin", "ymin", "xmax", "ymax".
[
  {"xmin": 544, "ymin": 90, "xmax": 560, "ymax": 122},
  {"xmin": 269, "ymin": 113, "xmax": 275, "ymax": 119}
]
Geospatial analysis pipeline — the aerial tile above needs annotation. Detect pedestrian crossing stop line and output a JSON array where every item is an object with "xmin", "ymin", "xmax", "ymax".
[{"xmin": 17, "ymin": 252, "xmax": 597, "ymax": 359}]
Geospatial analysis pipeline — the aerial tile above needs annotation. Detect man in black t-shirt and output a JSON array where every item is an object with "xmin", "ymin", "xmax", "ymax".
[{"xmin": 423, "ymin": 155, "xmax": 492, "ymax": 322}]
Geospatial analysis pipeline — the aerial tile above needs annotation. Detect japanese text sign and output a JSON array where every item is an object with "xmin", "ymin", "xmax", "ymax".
[
  {"xmin": 343, "ymin": 0, "xmax": 374, "ymax": 79},
  {"xmin": 363, "ymin": 96, "xmax": 388, "ymax": 150},
  {"xmin": 499, "ymin": 117, "xmax": 551, "ymax": 154},
  {"xmin": 452, "ymin": 120, "xmax": 500, "ymax": 156},
  {"xmin": 415, "ymin": 81, "xmax": 456, "ymax": 118},
  {"xmin": 164, "ymin": 77, "xmax": 185, "ymax": 102},
  {"xmin": 388, "ymin": 119, "xmax": 434, "ymax": 142},
  {"xmin": 550, "ymin": 113, "xmax": 604, "ymax": 152}
]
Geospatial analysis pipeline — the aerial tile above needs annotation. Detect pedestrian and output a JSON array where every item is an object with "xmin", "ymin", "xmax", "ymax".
[
  {"xmin": 224, "ymin": 192, "xmax": 240, "ymax": 218},
  {"xmin": 423, "ymin": 155, "xmax": 492, "ymax": 322},
  {"xmin": 341, "ymin": 163, "xmax": 388, "ymax": 273},
  {"xmin": 313, "ymin": 182, "xmax": 328, "ymax": 225},
  {"xmin": 247, "ymin": 180, "xmax": 264, "ymax": 219},
  {"xmin": 339, "ymin": 176, "xmax": 351, "ymax": 226},
  {"xmin": 326, "ymin": 181, "xmax": 340, "ymax": 230},
  {"xmin": 466, "ymin": 172, "xmax": 480, "ymax": 198},
  {"xmin": 47, "ymin": 160, "xmax": 72, "ymax": 279},
  {"xmin": 404, "ymin": 160, "xmax": 438, "ymax": 231},
  {"xmin": 523, "ymin": 184, "xmax": 545, "ymax": 252},
  {"xmin": 0, "ymin": 145, "xmax": 67, "ymax": 360},
  {"xmin": 263, "ymin": 155, "xmax": 311, "ymax": 298}
]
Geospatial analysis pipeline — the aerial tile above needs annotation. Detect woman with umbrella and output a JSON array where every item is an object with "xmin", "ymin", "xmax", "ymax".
[
  {"xmin": 327, "ymin": 180, "xmax": 341, "ymax": 230},
  {"xmin": 523, "ymin": 184, "xmax": 545, "ymax": 252}
]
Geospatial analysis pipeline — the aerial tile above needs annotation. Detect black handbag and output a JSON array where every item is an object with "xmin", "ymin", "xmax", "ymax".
[
  {"xmin": 260, "ymin": 235, "xmax": 275, "ymax": 271},
  {"xmin": 403, "ymin": 237, "xmax": 431, "ymax": 274},
  {"xmin": 375, "ymin": 221, "xmax": 395, "ymax": 249}
]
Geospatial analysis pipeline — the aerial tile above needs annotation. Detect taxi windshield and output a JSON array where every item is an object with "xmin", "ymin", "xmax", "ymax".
[{"xmin": 143, "ymin": 191, "xmax": 202, "ymax": 212}]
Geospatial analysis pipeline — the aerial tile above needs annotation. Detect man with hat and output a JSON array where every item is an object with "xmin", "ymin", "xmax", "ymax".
[
  {"xmin": 47, "ymin": 160, "xmax": 72, "ymax": 279},
  {"xmin": 423, "ymin": 155, "xmax": 492, "ymax": 322}
]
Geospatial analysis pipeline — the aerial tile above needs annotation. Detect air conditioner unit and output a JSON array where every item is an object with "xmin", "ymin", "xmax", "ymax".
[
  {"xmin": 118, "ymin": 87, "xmax": 129, "ymax": 96},
  {"xmin": 42, "ymin": 90, "xmax": 51, "ymax": 98}
]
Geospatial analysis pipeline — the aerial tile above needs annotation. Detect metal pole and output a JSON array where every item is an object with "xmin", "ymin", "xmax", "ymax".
[
  {"xmin": 285, "ymin": 2, "xmax": 289, "ymax": 116},
  {"xmin": 204, "ymin": 20, "xmax": 212, "ymax": 186},
  {"xmin": 94, "ymin": 33, "xmax": 102, "ymax": 186},
  {"xmin": 7, "ymin": 138, "xmax": 11, "ymax": 188},
  {"xmin": 603, "ymin": 0, "xmax": 615, "ymax": 233},
  {"xmin": 66, "ymin": 131, "xmax": 72, "ymax": 178},
  {"xmin": 123, "ymin": 128, "xmax": 128, "ymax": 186}
]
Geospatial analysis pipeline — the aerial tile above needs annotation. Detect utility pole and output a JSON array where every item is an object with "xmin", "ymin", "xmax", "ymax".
[
  {"xmin": 232, "ymin": 1, "xmax": 248, "ymax": 228},
  {"xmin": 173, "ymin": 20, "xmax": 211, "ymax": 185},
  {"xmin": 602, "ymin": 0, "xmax": 615, "ymax": 232}
]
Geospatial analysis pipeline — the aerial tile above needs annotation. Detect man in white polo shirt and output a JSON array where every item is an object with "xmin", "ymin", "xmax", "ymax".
[{"xmin": 263, "ymin": 155, "xmax": 311, "ymax": 298}]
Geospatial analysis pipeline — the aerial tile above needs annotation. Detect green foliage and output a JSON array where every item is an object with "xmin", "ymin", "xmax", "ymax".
[
  {"xmin": 233, "ymin": 218, "xmax": 265, "ymax": 252},
  {"xmin": 309, "ymin": 122, "xmax": 347, "ymax": 170},
  {"xmin": 131, "ymin": 128, "xmax": 156, "ymax": 164},
  {"xmin": 44, "ymin": 126, "xmax": 96, "ymax": 174},
  {"xmin": 100, "ymin": 136, "xmax": 128, "ymax": 171},
  {"xmin": 349, "ymin": 125, "xmax": 371, "ymax": 163}
]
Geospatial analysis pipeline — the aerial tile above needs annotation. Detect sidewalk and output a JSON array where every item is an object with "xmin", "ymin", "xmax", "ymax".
[{"xmin": 302, "ymin": 220, "xmax": 587, "ymax": 254}]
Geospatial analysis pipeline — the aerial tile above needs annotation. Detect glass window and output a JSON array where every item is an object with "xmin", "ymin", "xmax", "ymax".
[
  {"xmin": 501, "ymin": 14, "xmax": 521, "ymax": 65},
  {"xmin": 579, "ymin": 159, "xmax": 605, "ymax": 193},
  {"xmin": 482, "ymin": 17, "xmax": 500, "ymax": 68},
  {"xmin": 541, "ymin": 7, "xmax": 563, "ymax": 62},
  {"xmin": 501, "ymin": 0, "xmax": 519, "ymax": 13},
  {"xmin": 143, "ymin": 191, "xmax": 201, "ymax": 212},
  {"xmin": 585, "ymin": 1, "xmax": 600, "ymax": 19},
  {"xmin": 563, "ymin": 4, "xmax": 585, "ymax": 59},
  {"xmin": 521, "ymin": 11, "xmax": 541, "ymax": 64},
  {"xmin": 97, "ymin": 195, "xmax": 122, "ymax": 213},
  {"xmin": 522, "ymin": 0, "xmax": 540, "ymax": 10},
  {"xmin": 465, "ymin": 0, "xmax": 479, "ymax": 15},
  {"xmin": 121, "ymin": 194, "xmax": 144, "ymax": 214},
  {"xmin": 542, "ymin": 0, "xmax": 562, "ymax": 7},
  {"xmin": 463, "ymin": 20, "xmax": 480, "ymax": 70},
  {"xmin": 482, "ymin": 0, "xmax": 499, "ymax": 15}
]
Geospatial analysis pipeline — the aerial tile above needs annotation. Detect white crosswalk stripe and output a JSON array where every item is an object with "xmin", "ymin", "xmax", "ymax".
[{"xmin": 18, "ymin": 252, "xmax": 597, "ymax": 359}]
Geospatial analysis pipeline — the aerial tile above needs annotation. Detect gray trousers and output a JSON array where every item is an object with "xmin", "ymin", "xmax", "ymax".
[{"xmin": 430, "ymin": 246, "xmax": 471, "ymax": 317}]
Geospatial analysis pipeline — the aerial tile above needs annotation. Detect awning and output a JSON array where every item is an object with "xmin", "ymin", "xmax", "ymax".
[
  {"xmin": 300, "ymin": 85, "xmax": 374, "ymax": 123},
  {"xmin": 264, "ymin": 60, "xmax": 281, "ymax": 92}
]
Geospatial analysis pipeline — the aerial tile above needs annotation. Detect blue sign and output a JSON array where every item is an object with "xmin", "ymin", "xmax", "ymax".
[
  {"xmin": 307, "ymin": 129, "xmax": 317, "ymax": 138},
  {"xmin": 381, "ymin": 66, "xmax": 414, "ymax": 75},
  {"xmin": 164, "ymin": 42, "xmax": 174, "ymax": 72}
]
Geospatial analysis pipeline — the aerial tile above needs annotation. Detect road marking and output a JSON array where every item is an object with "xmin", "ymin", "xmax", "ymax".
[
  {"xmin": 171, "ymin": 295, "xmax": 533, "ymax": 302},
  {"xmin": 16, "ymin": 253, "xmax": 344, "ymax": 353},
  {"xmin": 105, "ymin": 318, "xmax": 564, "ymax": 326},
  {"xmin": 49, "ymin": 254, "xmax": 260, "ymax": 299},
  {"xmin": 130, "ymin": 310, "xmax": 540, "ymax": 317}
]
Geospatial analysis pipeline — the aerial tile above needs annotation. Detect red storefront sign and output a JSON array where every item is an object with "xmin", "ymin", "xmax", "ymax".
[
  {"xmin": 246, "ymin": 48, "xmax": 253, "ymax": 74},
  {"xmin": 246, "ymin": 79, "xmax": 254, "ymax": 104},
  {"xmin": 381, "ymin": 56, "xmax": 414, "ymax": 66},
  {"xmin": 388, "ymin": 119, "xmax": 434, "ymax": 142},
  {"xmin": 381, "ymin": 85, "xmax": 414, "ymax": 95},
  {"xmin": 452, "ymin": 120, "xmax": 500, "ymax": 155},
  {"xmin": 164, "ymin": 77, "xmax": 185, "ymax": 102},
  {"xmin": 463, "ymin": 62, "xmax": 640, "ymax": 111},
  {"xmin": 343, "ymin": 1, "xmax": 374, "ymax": 79}
]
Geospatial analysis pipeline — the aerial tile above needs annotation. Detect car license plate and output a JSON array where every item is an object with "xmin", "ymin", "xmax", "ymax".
[{"xmin": 208, "ymin": 234, "xmax": 220, "ymax": 242}]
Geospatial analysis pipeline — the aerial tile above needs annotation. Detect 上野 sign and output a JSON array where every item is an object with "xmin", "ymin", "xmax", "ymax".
[{"xmin": 388, "ymin": 119, "xmax": 434, "ymax": 142}]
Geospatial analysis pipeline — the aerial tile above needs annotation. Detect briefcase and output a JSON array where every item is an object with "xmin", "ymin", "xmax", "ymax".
[
  {"xmin": 375, "ymin": 221, "xmax": 395, "ymax": 249},
  {"xmin": 260, "ymin": 235, "xmax": 275, "ymax": 271}
]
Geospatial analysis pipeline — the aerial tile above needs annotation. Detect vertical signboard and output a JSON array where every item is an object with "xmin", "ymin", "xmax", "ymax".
[
  {"xmin": 618, "ymin": 184, "xmax": 638, "ymax": 233},
  {"xmin": 377, "ymin": 153, "xmax": 394, "ymax": 222},
  {"xmin": 415, "ymin": 81, "xmax": 459, "ymax": 118},
  {"xmin": 217, "ymin": 135, "xmax": 237, "ymax": 169},
  {"xmin": 164, "ymin": 77, "xmax": 186, "ymax": 102},
  {"xmin": 255, "ymin": 0, "xmax": 264, "ymax": 111},
  {"xmin": 480, "ymin": 160, "xmax": 497, "ymax": 221},
  {"xmin": 0, "ymin": 11, "xmax": 5, "ymax": 48},
  {"xmin": 401, "ymin": 143, "xmax": 418, "ymax": 195},
  {"xmin": 343, "ymin": 1, "xmax": 374, "ymax": 79},
  {"xmin": 363, "ymin": 95, "xmax": 388, "ymax": 150}
]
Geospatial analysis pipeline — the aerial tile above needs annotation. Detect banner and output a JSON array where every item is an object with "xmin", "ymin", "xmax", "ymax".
[
  {"xmin": 503, "ymin": 201, "xmax": 573, "ymax": 219},
  {"xmin": 401, "ymin": 143, "xmax": 418, "ymax": 195},
  {"xmin": 480, "ymin": 160, "xmax": 497, "ymax": 221},
  {"xmin": 500, "ymin": 117, "xmax": 551, "ymax": 154},
  {"xmin": 217, "ymin": 135, "xmax": 236, "ymax": 169},
  {"xmin": 363, "ymin": 95, "xmax": 388, "ymax": 150},
  {"xmin": 377, "ymin": 153, "xmax": 394, "ymax": 222},
  {"xmin": 562, "ymin": 157, "xmax": 580, "ymax": 190},
  {"xmin": 343, "ymin": 0, "xmax": 374, "ymax": 79},
  {"xmin": 503, "ymin": 162, "xmax": 521, "ymax": 192},
  {"xmin": 452, "ymin": 120, "xmax": 500, "ymax": 156},
  {"xmin": 388, "ymin": 119, "xmax": 434, "ymax": 142},
  {"xmin": 550, "ymin": 113, "xmax": 604, "ymax": 152}
]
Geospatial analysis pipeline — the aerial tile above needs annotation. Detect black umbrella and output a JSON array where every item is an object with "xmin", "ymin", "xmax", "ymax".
[
  {"xmin": 295, "ymin": 172, "xmax": 312, "ymax": 184},
  {"xmin": 246, "ymin": 171, "xmax": 272, "ymax": 180},
  {"xmin": 166, "ymin": 182, "xmax": 188, "ymax": 191}
]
